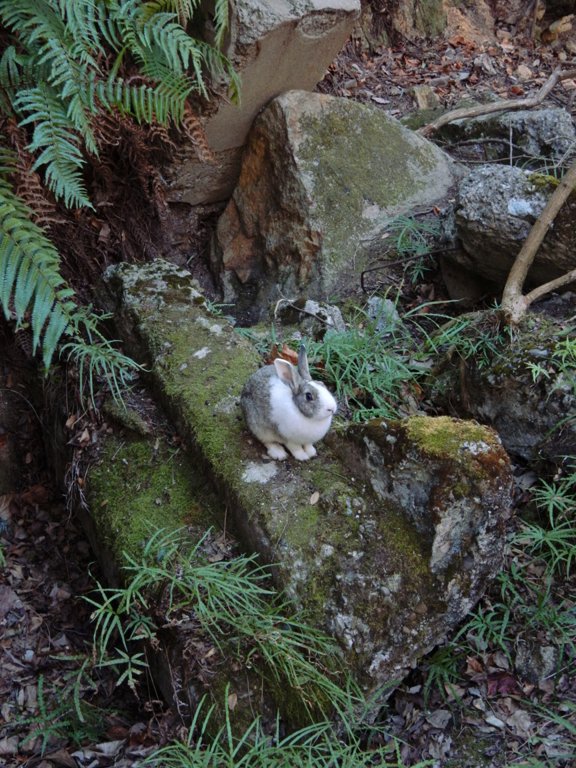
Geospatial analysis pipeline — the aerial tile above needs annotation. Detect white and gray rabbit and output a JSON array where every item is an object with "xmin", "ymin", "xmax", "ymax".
[{"xmin": 240, "ymin": 345, "xmax": 337, "ymax": 461}]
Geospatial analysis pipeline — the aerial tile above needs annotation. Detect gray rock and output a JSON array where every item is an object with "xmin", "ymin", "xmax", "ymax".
[
  {"xmin": 452, "ymin": 165, "xmax": 576, "ymax": 290},
  {"xmin": 515, "ymin": 640, "xmax": 559, "ymax": 686},
  {"xmin": 366, "ymin": 297, "xmax": 402, "ymax": 334},
  {"xmin": 439, "ymin": 108, "xmax": 576, "ymax": 165},
  {"xmin": 276, "ymin": 298, "xmax": 347, "ymax": 335},
  {"xmin": 212, "ymin": 90, "xmax": 460, "ymax": 322}
]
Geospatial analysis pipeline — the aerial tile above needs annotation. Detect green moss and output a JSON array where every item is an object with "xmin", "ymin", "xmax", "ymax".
[
  {"xmin": 528, "ymin": 172, "xmax": 560, "ymax": 190},
  {"xmin": 103, "ymin": 400, "xmax": 151, "ymax": 436},
  {"xmin": 406, "ymin": 415, "xmax": 494, "ymax": 459},
  {"xmin": 88, "ymin": 435, "xmax": 215, "ymax": 565},
  {"xmin": 414, "ymin": 0, "xmax": 446, "ymax": 37},
  {"xmin": 137, "ymin": 303, "xmax": 258, "ymax": 487},
  {"xmin": 296, "ymin": 100, "xmax": 444, "ymax": 280}
]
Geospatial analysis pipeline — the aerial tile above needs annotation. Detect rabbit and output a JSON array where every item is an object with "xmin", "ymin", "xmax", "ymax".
[{"xmin": 240, "ymin": 345, "xmax": 337, "ymax": 461}]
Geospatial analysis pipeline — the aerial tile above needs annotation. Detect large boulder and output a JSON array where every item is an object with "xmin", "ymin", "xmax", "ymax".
[
  {"xmin": 165, "ymin": 0, "xmax": 360, "ymax": 206},
  {"xmin": 212, "ymin": 90, "xmax": 460, "ymax": 322},
  {"xmin": 452, "ymin": 165, "xmax": 576, "ymax": 290},
  {"xmin": 101, "ymin": 260, "xmax": 513, "ymax": 714}
]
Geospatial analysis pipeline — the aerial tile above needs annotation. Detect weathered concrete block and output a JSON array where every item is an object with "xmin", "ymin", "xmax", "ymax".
[{"xmin": 166, "ymin": 0, "xmax": 360, "ymax": 205}]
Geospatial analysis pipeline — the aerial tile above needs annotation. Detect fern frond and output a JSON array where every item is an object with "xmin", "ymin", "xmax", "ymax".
[
  {"xmin": 2, "ymin": 121, "xmax": 62, "ymax": 226},
  {"xmin": 96, "ymin": 74, "xmax": 188, "ymax": 125},
  {"xmin": 56, "ymin": 0, "xmax": 106, "ymax": 54},
  {"xmin": 212, "ymin": 0, "xmax": 230, "ymax": 49},
  {"xmin": 0, "ymin": 0, "xmax": 67, "ymax": 47},
  {"xmin": 15, "ymin": 84, "xmax": 92, "ymax": 208},
  {"xmin": 0, "ymin": 45, "xmax": 24, "ymax": 95},
  {"xmin": 0, "ymin": 167, "xmax": 76, "ymax": 364},
  {"xmin": 63, "ymin": 338, "xmax": 142, "ymax": 406},
  {"xmin": 140, "ymin": 0, "xmax": 201, "ymax": 27},
  {"xmin": 181, "ymin": 105, "xmax": 214, "ymax": 162}
]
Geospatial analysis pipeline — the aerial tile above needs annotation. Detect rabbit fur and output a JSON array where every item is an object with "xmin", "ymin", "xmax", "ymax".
[{"xmin": 241, "ymin": 346, "xmax": 337, "ymax": 461}]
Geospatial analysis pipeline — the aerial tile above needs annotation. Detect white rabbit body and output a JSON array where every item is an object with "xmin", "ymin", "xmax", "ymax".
[{"xmin": 240, "ymin": 346, "xmax": 337, "ymax": 461}]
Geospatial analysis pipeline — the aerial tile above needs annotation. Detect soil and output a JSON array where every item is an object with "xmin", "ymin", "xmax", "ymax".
[{"xmin": 1, "ymin": 8, "xmax": 575, "ymax": 768}]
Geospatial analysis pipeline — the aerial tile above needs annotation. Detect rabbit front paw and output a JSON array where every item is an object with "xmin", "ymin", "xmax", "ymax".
[
  {"xmin": 286, "ymin": 444, "xmax": 312, "ymax": 461},
  {"xmin": 266, "ymin": 442, "xmax": 289, "ymax": 460}
]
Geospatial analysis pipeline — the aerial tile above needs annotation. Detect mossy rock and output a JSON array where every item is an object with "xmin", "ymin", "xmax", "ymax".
[
  {"xmin": 102, "ymin": 260, "xmax": 514, "ymax": 717},
  {"xmin": 213, "ymin": 90, "xmax": 460, "ymax": 322}
]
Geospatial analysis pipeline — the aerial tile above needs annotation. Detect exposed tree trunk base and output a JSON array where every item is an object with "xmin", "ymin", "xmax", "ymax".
[{"xmin": 501, "ymin": 158, "xmax": 576, "ymax": 324}]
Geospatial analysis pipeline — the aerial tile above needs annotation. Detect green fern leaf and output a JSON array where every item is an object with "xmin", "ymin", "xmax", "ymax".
[
  {"xmin": 57, "ymin": 0, "xmax": 106, "ymax": 54},
  {"xmin": 0, "ymin": 176, "xmax": 75, "ymax": 358},
  {"xmin": 0, "ymin": 234, "xmax": 21, "ymax": 319},
  {"xmin": 30, "ymin": 281, "xmax": 57, "ymax": 353},
  {"xmin": 211, "ymin": 0, "xmax": 230, "ymax": 48},
  {"xmin": 41, "ymin": 307, "xmax": 70, "ymax": 368},
  {"xmin": 16, "ymin": 84, "xmax": 92, "ymax": 208},
  {"xmin": 141, "ymin": 1, "xmax": 199, "ymax": 27},
  {"xmin": 13, "ymin": 253, "xmax": 37, "ymax": 319}
]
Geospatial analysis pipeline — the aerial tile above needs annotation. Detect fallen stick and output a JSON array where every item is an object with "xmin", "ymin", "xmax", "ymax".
[{"xmin": 418, "ymin": 67, "xmax": 576, "ymax": 137}]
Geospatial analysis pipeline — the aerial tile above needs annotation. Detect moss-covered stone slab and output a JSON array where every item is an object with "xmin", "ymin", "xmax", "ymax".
[
  {"xmin": 103, "ymin": 260, "xmax": 513, "ymax": 710},
  {"xmin": 212, "ymin": 90, "xmax": 461, "ymax": 322}
]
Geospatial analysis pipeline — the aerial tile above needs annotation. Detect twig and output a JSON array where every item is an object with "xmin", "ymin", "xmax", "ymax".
[
  {"xmin": 418, "ymin": 68, "xmax": 576, "ymax": 137},
  {"xmin": 529, "ymin": 0, "xmax": 540, "ymax": 40}
]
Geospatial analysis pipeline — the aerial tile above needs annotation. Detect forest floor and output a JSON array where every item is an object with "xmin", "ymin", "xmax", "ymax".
[{"xmin": 1, "ymin": 12, "xmax": 575, "ymax": 768}]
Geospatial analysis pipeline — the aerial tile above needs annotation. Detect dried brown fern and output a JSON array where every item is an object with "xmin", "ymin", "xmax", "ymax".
[
  {"xmin": 125, "ymin": 123, "xmax": 169, "ymax": 220},
  {"xmin": 182, "ymin": 104, "xmax": 216, "ymax": 163},
  {"xmin": 93, "ymin": 110, "xmax": 122, "ymax": 150},
  {"xmin": 5, "ymin": 119, "xmax": 65, "ymax": 227}
]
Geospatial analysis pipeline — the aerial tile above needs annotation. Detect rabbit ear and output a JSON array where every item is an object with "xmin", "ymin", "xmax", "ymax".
[
  {"xmin": 274, "ymin": 358, "xmax": 301, "ymax": 391},
  {"xmin": 297, "ymin": 344, "xmax": 311, "ymax": 381}
]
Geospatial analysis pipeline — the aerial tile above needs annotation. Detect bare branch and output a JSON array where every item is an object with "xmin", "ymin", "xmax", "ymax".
[
  {"xmin": 524, "ymin": 268, "xmax": 576, "ymax": 305},
  {"xmin": 418, "ymin": 68, "xmax": 576, "ymax": 137}
]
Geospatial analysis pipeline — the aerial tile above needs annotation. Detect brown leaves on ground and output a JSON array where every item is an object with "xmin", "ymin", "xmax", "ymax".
[{"xmin": 319, "ymin": 13, "xmax": 576, "ymax": 123}]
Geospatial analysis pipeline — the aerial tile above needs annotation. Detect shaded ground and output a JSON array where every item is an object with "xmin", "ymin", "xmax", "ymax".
[{"xmin": 1, "ymin": 11, "xmax": 576, "ymax": 768}]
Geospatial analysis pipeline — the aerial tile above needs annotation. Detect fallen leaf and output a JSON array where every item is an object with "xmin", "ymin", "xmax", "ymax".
[
  {"xmin": 38, "ymin": 748, "xmax": 78, "ymax": 767},
  {"xmin": 0, "ymin": 736, "xmax": 19, "ymax": 755},
  {"xmin": 505, "ymin": 709, "xmax": 533, "ymax": 738},
  {"xmin": 65, "ymin": 414, "xmax": 79, "ymax": 429},
  {"xmin": 228, "ymin": 692, "xmax": 238, "ymax": 711},
  {"xmin": 426, "ymin": 709, "xmax": 452, "ymax": 729},
  {"xmin": 77, "ymin": 428, "xmax": 91, "ymax": 447},
  {"xmin": 484, "ymin": 713, "xmax": 505, "ymax": 729},
  {"xmin": 94, "ymin": 740, "xmax": 126, "ymax": 757},
  {"xmin": 466, "ymin": 656, "xmax": 484, "ymax": 675},
  {"xmin": 487, "ymin": 672, "xmax": 521, "ymax": 697},
  {"xmin": 516, "ymin": 64, "xmax": 532, "ymax": 81}
]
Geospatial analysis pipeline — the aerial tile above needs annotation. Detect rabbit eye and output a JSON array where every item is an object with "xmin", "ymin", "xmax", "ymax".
[{"xmin": 305, "ymin": 392, "xmax": 314, "ymax": 402}]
